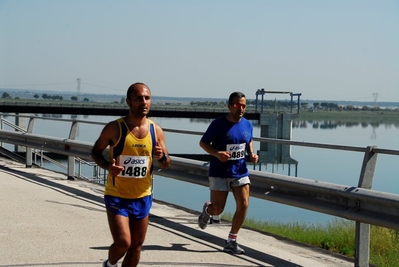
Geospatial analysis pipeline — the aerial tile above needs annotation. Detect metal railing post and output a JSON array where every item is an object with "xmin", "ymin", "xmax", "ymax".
[
  {"xmin": 355, "ymin": 146, "xmax": 377, "ymax": 267},
  {"xmin": 355, "ymin": 222, "xmax": 370, "ymax": 267},
  {"xmin": 40, "ymin": 150, "xmax": 43, "ymax": 166},
  {"xmin": 0, "ymin": 114, "xmax": 3, "ymax": 147},
  {"xmin": 67, "ymin": 120, "xmax": 79, "ymax": 180},
  {"xmin": 358, "ymin": 146, "xmax": 378, "ymax": 190},
  {"xmin": 25, "ymin": 116, "xmax": 35, "ymax": 168}
]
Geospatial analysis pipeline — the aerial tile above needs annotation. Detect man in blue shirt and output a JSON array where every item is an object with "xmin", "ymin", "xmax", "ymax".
[{"xmin": 198, "ymin": 91, "xmax": 259, "ymax": 254}]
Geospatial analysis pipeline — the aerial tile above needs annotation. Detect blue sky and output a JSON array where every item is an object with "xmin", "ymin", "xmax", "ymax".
[{"xmin": 1, "ymin": 0, "xmax": 398, "ymax": 102}]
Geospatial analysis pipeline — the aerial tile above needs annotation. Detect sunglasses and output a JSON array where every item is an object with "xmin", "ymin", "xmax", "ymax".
[{"xmin": 232, "ymin": 103, "xmax": 246, "ymax": 109}]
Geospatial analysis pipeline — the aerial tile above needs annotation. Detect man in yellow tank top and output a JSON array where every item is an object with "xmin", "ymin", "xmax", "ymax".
[{"xmin": 91, "ymin": 82, "xmax": 171, "ymax": 267}]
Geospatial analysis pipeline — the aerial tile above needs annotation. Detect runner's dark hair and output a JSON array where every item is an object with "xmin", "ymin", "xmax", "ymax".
[
  {"xmin": 228, "ymin": 92, "xmax": 246, "ymax": 104},
  {"xmin": 127, "ymin": 82, "xmax": 150, "ymax": 99}
]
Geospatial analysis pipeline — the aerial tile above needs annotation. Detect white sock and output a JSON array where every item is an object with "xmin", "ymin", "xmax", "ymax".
[
  {"xmin": 227, "ymin": 232, "xmax": 238, "ymax": 242},
  {"xmin": 106, "ymin": 260, "xmax": 117, "ymax": 267}
]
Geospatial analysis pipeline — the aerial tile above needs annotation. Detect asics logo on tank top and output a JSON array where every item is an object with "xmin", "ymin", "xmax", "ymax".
[{"xmin": 123, "ymin": 157, "xmax": 146, "ymax": 165}]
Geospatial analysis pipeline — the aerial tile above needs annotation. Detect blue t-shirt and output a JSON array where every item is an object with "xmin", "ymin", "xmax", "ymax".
[{"xmin": 201, "ymin": 116, "xmax": 253, "ymax": 178}]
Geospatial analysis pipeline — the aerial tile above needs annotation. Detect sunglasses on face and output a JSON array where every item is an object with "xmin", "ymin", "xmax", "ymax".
[{"xmin": 232, "ymin": 103, "xmax": 246, "ymax": 109}]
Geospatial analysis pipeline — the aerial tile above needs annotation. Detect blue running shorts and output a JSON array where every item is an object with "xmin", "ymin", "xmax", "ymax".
[{"xmin": 104, "ymin": 195, "xmax": 152, "ymax": 220}]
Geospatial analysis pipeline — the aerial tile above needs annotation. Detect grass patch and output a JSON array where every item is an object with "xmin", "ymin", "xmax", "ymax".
[
  {"xmin": 222, "ymin": 213, "xmax": 399, "ymax": 267},
  {"xmin": 296, "ymin": 109, "xmax": 399, "ymax": 123}
]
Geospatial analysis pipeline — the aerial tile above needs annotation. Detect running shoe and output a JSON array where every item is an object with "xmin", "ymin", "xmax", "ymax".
[
  {"xmin": 198, "ymin": 201, "xmax": 211, "ymax": 229},
  {"xmin": 223, "ymin": 240, "xmax": 245, "ymax": 254}
]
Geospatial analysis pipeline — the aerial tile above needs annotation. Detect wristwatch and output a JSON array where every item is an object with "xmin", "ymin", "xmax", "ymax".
[{"xmin": 158, "ymin": 152, "xmax": 168, "ymax": 163}]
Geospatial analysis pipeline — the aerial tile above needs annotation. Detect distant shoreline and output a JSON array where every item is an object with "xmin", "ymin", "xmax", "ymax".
[
  {"xmin": 1, "ymin": 97, "xmax": 398, "ymax": 122},
  {"xmin": 1, "ymin": 88, "xmax": 399, "ymax": 108}
]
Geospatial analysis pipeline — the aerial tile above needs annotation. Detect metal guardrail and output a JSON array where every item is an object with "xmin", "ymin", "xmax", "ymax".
[
  {"xmin": 1, "ymin": 114, "xmax": 399, "ymax": 267},
  {"xmin": 0, "ymin": 114, "xmax": 108, "ymax": 182},
  {"xmin": 2, "ymin": 128, "xmax": 399, "ymax": 229}
]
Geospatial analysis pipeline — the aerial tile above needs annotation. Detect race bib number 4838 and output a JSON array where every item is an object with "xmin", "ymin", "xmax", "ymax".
[
  {"xmin": 119, "ymin": 155, "xmax": 150, "ymax": 178},
  {"xmin": 226, "ymin": 143, "xmax": 246, "ymax": 160}
]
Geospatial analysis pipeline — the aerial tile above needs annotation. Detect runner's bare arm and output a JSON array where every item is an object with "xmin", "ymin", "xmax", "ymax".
[
  {"xmin": 91, "ymin": 121, "xmax": 124, "ymax": 175},
  {"xmin": 154, "ymin": 124, "xmax": 171, "ymax": 168},
  {"xmin": 247, "ymin": 140, "xmax": 259, "ymax": 164}
]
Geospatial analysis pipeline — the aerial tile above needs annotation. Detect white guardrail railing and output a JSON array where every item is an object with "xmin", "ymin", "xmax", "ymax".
[{"xmin": 1, "ymin": 114, "xmax": 399, "ymax": 267}]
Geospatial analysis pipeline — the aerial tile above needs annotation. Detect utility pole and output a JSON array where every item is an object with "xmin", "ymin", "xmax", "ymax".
[
  {"xmin": 372, "ymin": 93, "xmax": 378, "ymax": 107},
  {"xmin": 77, "ymin": 78, "xmax": 81, "ymax": 101}
]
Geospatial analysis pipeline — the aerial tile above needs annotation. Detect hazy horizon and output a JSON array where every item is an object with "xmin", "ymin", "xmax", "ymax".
[{"xmin": 2, "ymin": 87, "xmax": 399, "ymax": 105}]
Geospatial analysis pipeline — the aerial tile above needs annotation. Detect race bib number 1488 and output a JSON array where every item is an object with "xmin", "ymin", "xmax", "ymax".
[{"xmin": 119, "ymin": 155, "xmax": 149, "ymax": 178}]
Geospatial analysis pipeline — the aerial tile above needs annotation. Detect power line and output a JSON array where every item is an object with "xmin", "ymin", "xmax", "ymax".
[
  {"xmin": 80, "ymin": 82, "xmax": 125, "ymax": 92},
  {"xmin": 1, "ymin": 82, "xmax": 75, "ymax": 87},
  {"xmin": 1, "ymin": 81, "xmax": 124, "ymax": 93}
]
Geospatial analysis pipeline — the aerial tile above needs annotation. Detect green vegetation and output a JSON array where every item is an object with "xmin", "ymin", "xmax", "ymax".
[
  {"xmin": 0, "ymin": 97, "xmax": 128, "ymax": 108},
  {"xmin": 296, "ymin": 109, "xmax": 399, "ymax": 123},
  {"xmin": 222, "ymin": 213, "xmax": 399, "ymax": 267}
]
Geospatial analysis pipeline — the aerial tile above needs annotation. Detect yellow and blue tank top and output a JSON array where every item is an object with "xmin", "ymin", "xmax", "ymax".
[{"xmin": 104, "ymin": 118, "xmax": 156, "ymax": 199}]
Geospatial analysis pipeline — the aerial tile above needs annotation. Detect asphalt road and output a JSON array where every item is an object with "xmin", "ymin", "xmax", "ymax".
[{"xmin": 0, "ymin": 157, "xmax": 355, "ymax": 267}]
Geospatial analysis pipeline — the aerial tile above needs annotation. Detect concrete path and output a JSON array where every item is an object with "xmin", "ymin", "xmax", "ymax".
[{"xmin": 0, "ymin": 157, "xmax": 355, "ymax": 267}]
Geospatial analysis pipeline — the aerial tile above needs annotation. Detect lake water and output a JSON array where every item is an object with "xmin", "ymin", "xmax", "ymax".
[
  {"xmin": 5, "ymin": 114, "xmax": 399, "ymax": 225},
  {"xmin": 152, "ymin": 116, "xmax": 399, "ymax": 225}
]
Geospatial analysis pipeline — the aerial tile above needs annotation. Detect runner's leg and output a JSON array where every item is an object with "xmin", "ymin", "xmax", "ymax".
[
  {"xmin": 106, "ymin": 209, "xmax": 131, "ymax": 265},
  {"xmin": 122, "ymin": 215, "xmax": 149, "ymax": 267},
  {"xmin": 230, "ymin": 184, "xmax": 250, "ymax": 234},
  {"xmin": 208, "ymin": 190, "xmax": 229, "ymax": 215}
]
